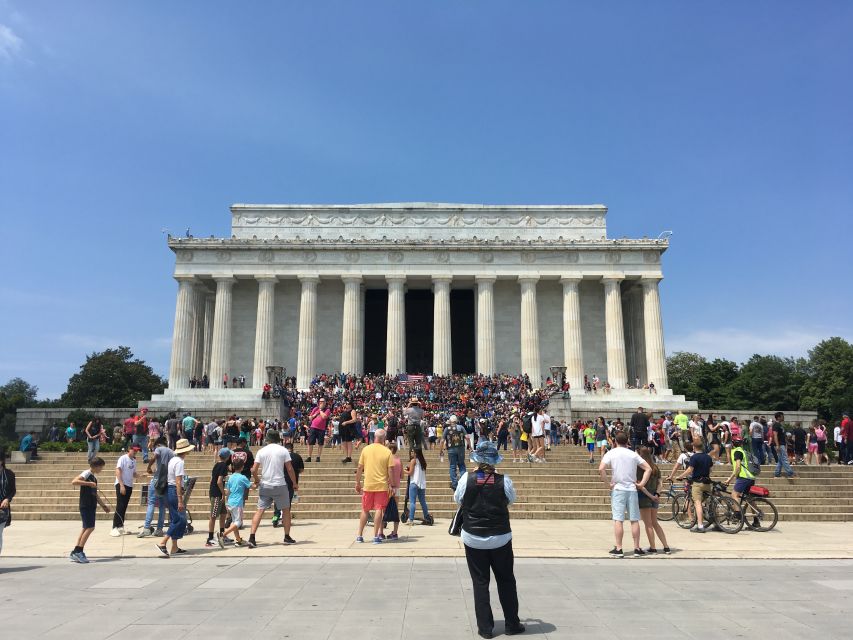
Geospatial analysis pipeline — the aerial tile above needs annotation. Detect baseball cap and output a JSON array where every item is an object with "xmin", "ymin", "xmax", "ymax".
[{"xmin": 219, "ymin": 447, "xmax": 232, "ymax": 458}]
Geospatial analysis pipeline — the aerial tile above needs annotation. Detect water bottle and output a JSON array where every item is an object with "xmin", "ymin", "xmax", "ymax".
[{"xmin": 292, "ymin": 492, "xmax": 299, "ymax": 505}]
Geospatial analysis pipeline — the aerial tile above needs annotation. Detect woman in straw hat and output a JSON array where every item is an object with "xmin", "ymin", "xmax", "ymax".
[
  {"xmin": 454, "ymin": 440, "xmax": 525, "ymax": 639},
  {"xmin": 155, "ymin": 438, "xmax": 194, "ymax": 557}
]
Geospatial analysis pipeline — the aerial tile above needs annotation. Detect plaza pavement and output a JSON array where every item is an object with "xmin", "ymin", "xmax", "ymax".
[
  {"xmin": 2, "ymin": 518, "xmax": 852, "ymax": 559},
  {"xmin": 0, "ymin": 555, "xmax": 850, "ymax": 639}
]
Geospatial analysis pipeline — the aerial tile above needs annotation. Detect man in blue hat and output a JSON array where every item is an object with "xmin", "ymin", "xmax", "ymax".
[{"xmin": 454, "ymin": 440, "xmax": 524, "ymax": 639}]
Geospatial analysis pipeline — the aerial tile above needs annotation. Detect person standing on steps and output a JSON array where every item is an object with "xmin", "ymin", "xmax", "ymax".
[
  {"xmin": 307, "ymin": 398, "xmax": 330, "ymax": 463},
  {"xmin": 247, "ymin": 430, "xmax": 298, "ymax": 548},
  {"xmin": 84, "ymin": 418, "xmax": 103, "ymax": 463},
  {"xmin": 111, "ymin": 445, "xmax": 141, "ymax": 537},
  {"xmin": 599, "ymin": 431, "xmax": 652, "ymax": 557},
  {"xmin": 772, "ymin": 412, "xmax": 796, "ymax": 478},
  {"xmin": 454, "ymin": 440, "xmax": 525, "ymax": 639},
  {"xmin": 444, "ymin": 415, "xmax": 467, "ymax": 490},
  {"xmin": 355, "ymin": 428, "xmax": 394, "ymax": 544},
  {"xmin": 402, "ymin": 449, "xmax": 433, "ymax": 526},
  {"xmin": 339, "ymin": 401, "xmax": 357, "ymax": 463}
]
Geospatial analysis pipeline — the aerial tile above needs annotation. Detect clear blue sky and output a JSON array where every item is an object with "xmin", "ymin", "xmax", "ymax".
[{"xmin": 1, "ymin": 1, "xmax": 851, "ymax": 399}]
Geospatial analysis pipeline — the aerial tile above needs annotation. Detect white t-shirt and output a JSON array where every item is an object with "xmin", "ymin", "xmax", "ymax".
[
  {"xmin": 532, "ymin": 414, "xmax": 549, "ymax": 437},
  {"xmin": 255, "ymin": 443, "xmax": 291, "ymax": 487},
  {"xmin": 835, "ymin": 426, "xmax": 842, "ymax": 443},
  {"xmin": 167, "ymin": 456, "xmax": 185, "ymax": 486},
  {"xmin": 114, "ymin": 454, "xmax": 136, "ymax": 487},
  {"xmin": 601, "ymin": 447, "xmax": 644, "ymax": 491},
  {"xmin": 411, "ymin": 459, "xmax": 426, "ymax": 490},
  {"xmin": 676, "ymin": 452, "xmax": 693, "ymax": 469},
  {"xmin": 543, "ymin": 413, "xmax": 552, "ymax": 432}
]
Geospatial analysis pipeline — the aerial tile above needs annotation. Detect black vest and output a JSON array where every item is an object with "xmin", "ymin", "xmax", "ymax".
[{"xmin": 462, "ymin": 472, "xmax": 511, "ymax": 537}]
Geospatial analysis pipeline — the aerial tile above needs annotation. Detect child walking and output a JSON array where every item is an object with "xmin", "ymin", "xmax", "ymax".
[
  {"xmin": 70, "ymin": 457, "xmax": 110, "ymax": 563},
  {"xmin": 220, "ymin": 459, "xmax": 252, "ymax": 547}
]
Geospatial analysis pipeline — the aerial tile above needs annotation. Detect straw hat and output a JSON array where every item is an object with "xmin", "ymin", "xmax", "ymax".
[{"xmin": 174, "ymin": 438, "xmax": 194, "ymax": 455}]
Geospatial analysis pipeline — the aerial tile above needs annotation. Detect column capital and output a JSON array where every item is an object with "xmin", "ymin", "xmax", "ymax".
[
  {"xmin": 560, "ymin": 275, "xmax": 583, "ymax": 286},
  {"xmin": 174, "ymin": 275, "xmax": 197, "ymax": 284},
  {"xmin": 341, "ymin": 274, "xmax": 363, "ymax": 285},
  {"xmin": 297, "ymin": 274, "xmax": 321, "ymax": 284},
  {"xmin": 255, "ymin": 274, "xmax": 279, "ymax": 284},
  {"xmin": 517, "ymin": 274, "xmax": 540, "ymax": 285},
  {"xmin": 212, "ymin": 275, "xmax": 237, "ymax": 284},
  {"xmin": 475, "ymin": 275, "xmax": 497, "ymax": 284},
  {"xmin": 385, "ymin": 275, "xmax": 407, "ymax": 284},
  {"xmin": 431, "ymin": 275, "xmax": 453, "ymax": 285},
  {"xmin": 601, "ymin": 273, "xmax": 625, "ymax": 285},
  {"xmin": 640, "ymin": 275, "xmax": 664, "ymax": 286}
]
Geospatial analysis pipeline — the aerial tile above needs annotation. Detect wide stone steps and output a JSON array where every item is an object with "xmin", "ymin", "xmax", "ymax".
[{"xmin": 7, "ymin": 449, "xmax": 853, "ymax": 522}]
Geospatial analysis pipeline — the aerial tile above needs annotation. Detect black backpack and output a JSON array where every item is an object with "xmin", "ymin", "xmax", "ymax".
[{"xmin": 522, "ymin": 413, "xmax": 533, "ymax": 434}]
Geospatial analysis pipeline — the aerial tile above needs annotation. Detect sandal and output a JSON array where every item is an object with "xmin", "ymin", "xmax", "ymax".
[{"xmin": 173, "ymin": 548, "xmax": 187, "ymax": 554}]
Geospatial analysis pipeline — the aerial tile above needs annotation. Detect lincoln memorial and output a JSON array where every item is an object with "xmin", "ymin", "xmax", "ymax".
[{"xmin": 146, "ymin": 203, "xmax": 693, "ymax": 412}]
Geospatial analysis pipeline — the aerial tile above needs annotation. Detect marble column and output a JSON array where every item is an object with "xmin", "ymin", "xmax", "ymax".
[
  {"xmin": 518, "ymin": 276, "xmax": 542, "ymax": 388},
  {"xmin": 602, "ymin": 275, "xmax": 628, "ymax": 389},
  {"xmin": 341, "ymin": 275, "xmax": 364, "ymax": 375},
  {"xmin": 208, "ymin": 276, "xmax": 235, "ymax": 388},
  {"xmin": 167, "ymin": 276, "xmax": 196, "ymax": 390},
  {"xmin": 201, "ymin": 295, "xmax": 214, "ymax": 380},
  {"xmin": 188, "ymin": 287, "xmax": 205, "ymax": 380},
  {"xmin": 386, "ymin": 275, "xmax": 406, "ymax": 374},
  {"xmin": 432, "ymin": 276, "xmax": 452, "ymax": 375},
  {"xmin": 642, "ymin": 276, "xmax": 668, "ymax": 389},
  {"xmin": 475, "ymin": 276, "xmax": 496, "ymax": 375},
  {"xmin": 560, "ymin": 276, "xmax": 584, "ymax": 391},
  {"xmin": 296, "ymin": 275, "xmax": 320, "ymax": 389},
  {"xmin": 252, "ymin": 275, "xmax": 277, "ymax": 389}
]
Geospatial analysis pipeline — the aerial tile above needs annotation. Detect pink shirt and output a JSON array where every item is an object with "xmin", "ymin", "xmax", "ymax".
[
  {"xmin": 310, "ymin": 407, "xmax": 330, "ymax": 431},
  {"xmin": 389, "ymin": 457, "xmax": 402, "ymax": 491}
]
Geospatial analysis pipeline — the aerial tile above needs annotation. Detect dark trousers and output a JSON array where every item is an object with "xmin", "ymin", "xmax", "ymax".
[
  {"xmin": 751, "ymin": 438, "xmax": 765, "ymax": 465},
  {"xmin": 464, "ymin": 540, "xmax": 520, "ymax": 634},
  {"xmin": 113, "ymin": 485, "xmax": 132, "ymax": 529}
]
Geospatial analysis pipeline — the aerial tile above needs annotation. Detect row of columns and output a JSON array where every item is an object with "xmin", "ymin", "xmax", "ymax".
[{"xmin": 167, "ymin": 274, "xmax": 669, "ymax": 392}]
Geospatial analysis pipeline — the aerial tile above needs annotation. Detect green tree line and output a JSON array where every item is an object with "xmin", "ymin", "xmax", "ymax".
[{"xmin": 667, "ymin": 337, "xmax": 853, "ymax": 419}]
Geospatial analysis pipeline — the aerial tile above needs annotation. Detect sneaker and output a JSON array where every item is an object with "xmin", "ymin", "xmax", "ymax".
[
  {"xmin": 423, "ymin": 515, "xmax": 434, "ymax": 526},
  {"xmin": 379, "ymin": 533, "xmax": 387, "ymax": 540},
  {"xmin": 633, "ymin": 548, "xmax": 646, "ymax": 557},
  {"xmin": 316, "ymin": 458, "xmax": 320, "ymax": 462},
  {"xmin": 174, "ymin": 548, "xmax": 187, "ymax": 554},
  {"xmin": 155, "ymin": 544, "xmax": 170, "ymax": 558},
  {"xmin": 77, "ymin": 551, "xmax": 90, "ymax": 564},
  {"xmin": 222, "ymin": 536, "xmax": 234, "ymax": 545},
  {"xmin": 271, "ymin": 517, "xmax": 281, "ymax": 528},
  {"xmin": 305, "ymin": 458, "xmax": 312, "ymax": 463},
  {"xmin": 205, "ymin": 539, "xmax": 215, "ymax": 548},
  {"xmin": 69, "ymin": 551, "xmax": 83, "ymax": 563},
  {"xmin": 690, "ymin": 527, "xmax": 706, "ymax": 534},
  {"xmin": 247, "ymin": 539, "xmax": 257, "ymax": 549},
  {"xmin": 117, "ymin": 527, "xmax": 126, "ymax": 535},
  {"xmin": 217, "ymin": 534, "xmax": 225, "ymax": 550},
  {"xmin": 372, "ymin": 536, "xmax": 382, "ymax": 544},
  {"xmin": 356, "ymin": 536, "xmax": 364, "ymax": 543},
  {"xmin": 234, "ymin": 539, "xmax": 246, "ymax": 547},
  {"xmin": 283, "ymin": 535, "xmax": 296, "ymax": 545},
  {"xmin": 646, "ymin": 548, "xmax": 657, "ymax": 554},
  {"xmin": 505, "ymin": 623, "xmax": 526, "ymax": 636},
  {"xmin": 154, "ymin": 529, "xmax": 164, "ymax": 536},
  {"xmin": 663, "ymin": 547, "xmax": 672, "ymax": 554},
  {"xmin": 388, "ymin": 533, "xmax": 398, "ymax": 540},
  {"xmin": 608, "ymin": 547, "xmax": 624, "ymax": 558},
  {"xmin": 137, "ymin": 527, "xmax": 154, "ymax": 538},
  {"xmin": 110, "ymin": 528, "xmax": 122, "ymax": 537}
]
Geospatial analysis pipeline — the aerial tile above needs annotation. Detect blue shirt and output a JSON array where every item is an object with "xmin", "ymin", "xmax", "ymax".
[
  {"xmin": 225, "ymin": 473, "xmax": 251, "ymax": 507},
  {"xmin": 453, "ymin": 471, "xmax": 516, "ymax": 550},
  {"xmin": 20, "ymin": 434, "xmax": 33, "ymax": 452}
]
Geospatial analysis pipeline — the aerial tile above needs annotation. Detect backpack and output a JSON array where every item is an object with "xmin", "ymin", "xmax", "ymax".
[{"xmin": 522, "ymin": 413, "xmax": 533, "ymax": 434}]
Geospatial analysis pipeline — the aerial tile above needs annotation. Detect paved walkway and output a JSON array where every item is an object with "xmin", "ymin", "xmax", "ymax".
[
  {"xmin": 2, "ymin": 519, "xmax": 852, "ymax": 559},
  {"xmin": 0, "ymin": 556, "xmax": 850, "ymax": 639}
]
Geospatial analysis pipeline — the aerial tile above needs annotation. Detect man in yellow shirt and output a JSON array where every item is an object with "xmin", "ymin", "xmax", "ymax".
[{"xmin": 355, "ymin": 429, "xmax": 394, "ymax": 544}]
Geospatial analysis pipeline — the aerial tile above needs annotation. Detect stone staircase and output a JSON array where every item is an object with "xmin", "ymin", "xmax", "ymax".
[{"xmin": 7, "ymin": 445, "xmax": 853, "ymax": 522}]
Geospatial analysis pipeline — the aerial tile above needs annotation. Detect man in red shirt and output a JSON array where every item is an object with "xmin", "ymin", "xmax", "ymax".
[{"xmin": 841, "ymin": 413, "xmax": 852, "ymax": 465}]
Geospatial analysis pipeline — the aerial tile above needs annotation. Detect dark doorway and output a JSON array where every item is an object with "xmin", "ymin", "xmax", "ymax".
[
  {"xmin": 363, "ymin": 289, "xmax": 387, "ymax": 374},
  {"xmin": 405, "ymin": 289, "xmax": 433, "ymax": 373},
  {"xmin": 450, "ymin": 289, "xmax": 475, "ymax": 373}
]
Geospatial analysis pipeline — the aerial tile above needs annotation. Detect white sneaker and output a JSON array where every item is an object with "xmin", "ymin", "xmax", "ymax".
[{"xmin": 109, "ymin": 528, "xmax": 122, "ymax": 537}]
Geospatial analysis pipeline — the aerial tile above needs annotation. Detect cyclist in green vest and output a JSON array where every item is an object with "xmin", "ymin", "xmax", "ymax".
[{"xmin": 724, "ymin": 438, "xmax": 755, "ymax": 502}]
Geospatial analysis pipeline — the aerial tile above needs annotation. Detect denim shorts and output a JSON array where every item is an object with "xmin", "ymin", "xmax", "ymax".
[{"xmin": 611, "ymin": 489, "xmax": 640, "ymax": 522}]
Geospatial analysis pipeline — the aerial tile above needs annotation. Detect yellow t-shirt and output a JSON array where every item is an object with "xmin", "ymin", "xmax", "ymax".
[
  {"xmin": 359, "ymin": 443, "xmax": 394, "ymax": 492},
  {"xmin": 520, "ymin": 431, "xmax": 528, "ymax": 442}
]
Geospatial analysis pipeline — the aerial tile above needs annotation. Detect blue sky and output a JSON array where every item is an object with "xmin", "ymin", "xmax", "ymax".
[{"xmin": 1, "ymin": 1, "xmax": 851, "ymax": 399}]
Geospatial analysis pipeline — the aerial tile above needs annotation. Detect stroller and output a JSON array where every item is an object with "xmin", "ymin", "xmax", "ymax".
[{"xmin": 142, "ymin": 476, "xmax": 198, "ymax": 534}]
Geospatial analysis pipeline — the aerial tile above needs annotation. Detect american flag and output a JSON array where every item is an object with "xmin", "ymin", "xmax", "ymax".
[{"xmin": 399, "ymin": 374, "xmax": 425, "ymax": 386}]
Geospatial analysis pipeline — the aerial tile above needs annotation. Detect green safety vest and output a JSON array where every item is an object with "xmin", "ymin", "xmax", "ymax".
[{"xmin": 730, "ymin": 446, "xmax": 755, "ymax": 480}]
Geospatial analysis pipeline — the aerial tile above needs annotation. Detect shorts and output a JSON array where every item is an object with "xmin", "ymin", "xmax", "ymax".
[
  {"xmin": 691, "ymin": 482, "xmax": 711, "ymax": 504},
  {"xmin": 638, "ymin": 492, "xmax": 658, "ymax": 510},
  {"xmin": 521, "ymin": 440, "xmax": 529, "ymax": 450},
  {"xmin": 511, "ymin": 437, "xmax": 521, "ymax": 449},
  {"xmin": 257, "ymin": 484, "xmax": 291, "ymax": 511},
  {"xmin": 80, "ymin": 507, "xmax": 96, "ymax": 529},
  {"xmin": 383, "ymin": 496, "xmax": 400, "ymax": 523},
  {"xmin": 587, "ymin": 442, "xmax": 595, "ymax": 452},
  {"xmin": 308, "ymin": 428, "xmax": 326, "ymax": 446},
  {"xmin": 340, "ymin": 426, "xmax": 354, "ymax": 442},
  {"xmin": 808, "ymin": 443, "xmax": 818, "ymax": 453},
  {"xmin": 429, "ymin": 436, "xmax": 437, "ymax": 444},
  {"xmin": 610, "ymin": 490, "xmax": 640, "ymax": 522},
  {"xmin": 209, "ymin": 496, "xmax": 223, "ymax": 519},
  {"xmin": 227, "ymin": 505, "xmax": 244, "ymax": 528},
  {"xmin": 361, "ymin": 490, "xmax": 390, "ymax": 512},
  {"xmin": 817, "ymin": 441, "xmax": 826, "ymax": 454},
  {"xmin": 597, "ymin": 440, "xmax": 607, "ymax": 448},
  {"xmin": 733, "ymin": 478, "xmax": 755, "ymax": 494}
]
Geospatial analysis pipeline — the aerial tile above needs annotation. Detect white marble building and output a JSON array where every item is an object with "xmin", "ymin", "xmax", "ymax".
[{"xmin": 146, "ymin": 203, "xmax": 695, "ymax": 412}]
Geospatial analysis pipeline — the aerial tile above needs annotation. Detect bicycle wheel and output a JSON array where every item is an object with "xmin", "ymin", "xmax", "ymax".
[
  {"xmin": 710, "ymin": 496, "xmax": 743, "ymax": 534},
  {"xmin": 657, "ymin": 491, "xmax": 675, "ymax": 522},
  {"xmin": 673, "ymin": 495, "xmax": 695, "ymax": 529},
  {"xmin": 743, "ymin": 497, "xmax": 778, "ymax": 532}
]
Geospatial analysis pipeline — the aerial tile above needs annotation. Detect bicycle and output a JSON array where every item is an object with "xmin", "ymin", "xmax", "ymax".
[
  {"xmin": 672, "ymin": 480, "xmax": 743, "ymax": 534},
  {"xmin": 732, "ymin": 486, "xmax": 779, "ymax": 532},
  {"xmin": 656, "ymin": 480, "xmax": 688, "ymax": 522}
]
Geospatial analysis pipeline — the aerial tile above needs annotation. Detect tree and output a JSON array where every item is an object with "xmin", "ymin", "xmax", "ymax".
[
  {"xmin": 0, "ymin": 378, "xmax": 39, "ymax": 404},
  {"xmin": 0, "ymin": 377, "xmax": 41, "ymax": 440},
  {"xmin": 667, "ymin": 352, "xmax": 707, "ymax": 401},
  {"xmin": 724, "ymin": 355, "xmax": 807, "ymax": 411},
  {"xmin": 694, "ymin": 358, "xmax": 739, "ymax": 409},
  {"xmin": 60, "ymin": 346, "xmax": 166, "ymax": 408},
  {"xmin": 799, "ymin": 337, "xmax": 853, "ymax": 420}
]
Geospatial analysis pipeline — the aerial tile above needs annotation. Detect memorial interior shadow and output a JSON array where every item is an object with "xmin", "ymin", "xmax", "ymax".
[
  {"xmin": 364, "ymin": 289, "xmax": 388, "ymax": 374},
  {"xmin": 450, "ymin": 289, "xmax": 475, "ymax": 373},
  {"xmin": 405, "ymin": 289, "xmax": 433, "ymax": 373}
]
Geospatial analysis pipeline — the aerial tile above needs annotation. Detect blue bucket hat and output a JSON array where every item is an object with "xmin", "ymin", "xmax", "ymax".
[
  {"xmin": 470, "ymin": 440, "xmax": 503, "ymax": 466},
  {"xmin": 218, "ymin": 447, "xmax": 232, "ymax": 459}
]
